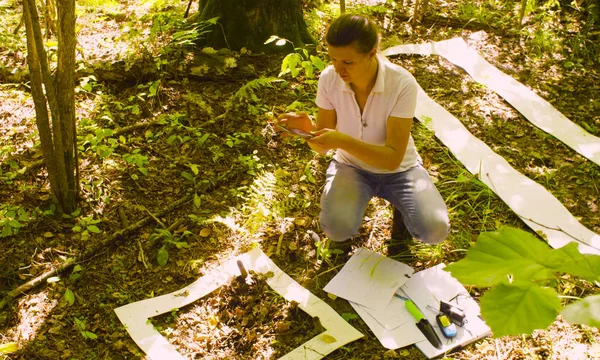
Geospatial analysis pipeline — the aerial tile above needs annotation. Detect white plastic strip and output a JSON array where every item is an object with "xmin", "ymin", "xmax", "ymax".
[
  {"xmin": 383, "ymin": 38, "xmax": 600, "ymax": 167},
  {"xmin": 411, "ymin": 84, "xmax": 600, "ymax": 254},
  {"xmin": 114, "ymin": 248, "xmax": 363, "ymax": 359}
]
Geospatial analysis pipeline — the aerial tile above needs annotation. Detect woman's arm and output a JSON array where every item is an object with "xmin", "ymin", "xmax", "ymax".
[
  {"xmin": 276, "ymin": 108, "xmax": 337, "ymax": 155},
  {"xmin": 308, "ymin": 115, "xmax": 412, "ymax": 171},
  {"xmin": 308, "ymin": 108, "xmax": 337, "ymax": 154}
]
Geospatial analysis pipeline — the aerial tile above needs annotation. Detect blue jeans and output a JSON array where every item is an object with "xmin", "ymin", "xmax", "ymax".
[{"xmin": 320, "ymin": 160, "xmax": 450, "ymax": 244}]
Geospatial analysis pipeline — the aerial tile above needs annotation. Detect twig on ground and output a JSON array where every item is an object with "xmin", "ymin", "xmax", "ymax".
[
  {"xmin": 143, "ymin": 206, "xmax": 166, "ymax": 229},
  {"xmin": 0, "ymin": 176, "xmax": 229, "ymax": 310}
]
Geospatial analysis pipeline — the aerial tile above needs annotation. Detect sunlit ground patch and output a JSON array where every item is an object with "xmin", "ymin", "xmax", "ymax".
[
  {"xmin": 151, "ymin": 270, "xmax": 320, "ymax": 359},
  {"xmin": 114, "ymin": 248, "xmax": 363, "ymax": 359}
]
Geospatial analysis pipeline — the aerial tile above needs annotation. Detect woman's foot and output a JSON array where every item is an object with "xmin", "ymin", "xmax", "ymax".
[{"xmin": 388, "ymin": 208, "xmax": 414, "ymax": 259}]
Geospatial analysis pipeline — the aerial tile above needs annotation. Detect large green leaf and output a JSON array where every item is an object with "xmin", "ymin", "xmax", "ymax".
[
  {"xmin": 445, "ymin": 227, "xmax": 556, "ymax": 287},
  {"xmin": 480, "ymin": 282, "xmax": 561, "ymax": 337},
  {"xmin": 561, "ymin": 294, "xmax": 600, "ymax": 327},
  {"xmin": 0, "ymin": 342, "xmax": 18, "ymax": 355},
  {"xmin": 547, "ymin": 243, "xmax": 600, "ymax": 283}
]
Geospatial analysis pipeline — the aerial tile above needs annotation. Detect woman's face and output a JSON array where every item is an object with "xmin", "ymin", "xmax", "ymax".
[{"xmin": 328, "ymin": 43, "xmax": 375, "ymax": 84}]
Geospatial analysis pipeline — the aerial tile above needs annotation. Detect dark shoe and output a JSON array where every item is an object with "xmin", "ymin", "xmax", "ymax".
[
  {"xmin": 328, "ymin": 239, "xmax": 353, "ymax": 254},
  {"xmin": 391, "ymin": 208, "xmax": 411, "ymax": 240},
  {"xmin": 388, "ymin": 208, "xmax": 414, "ymax": 259}
]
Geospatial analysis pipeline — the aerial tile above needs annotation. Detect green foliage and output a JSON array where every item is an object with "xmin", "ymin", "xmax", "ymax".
[
  {"xmin": 155, "ymin": 18, "xmax": 218, "ymax": 74},
  {"xmin": 225, "ymin": 77, "xmax": 277, "ymax": 116},
  {"xmin": 70, "ymin": 264, "xmax": 84, "ymax": 282},
  {"xmin": 0, "ymin": 342, "xmax": 19, "ymax": 356},
  {"xmin": 77, "ymin": 0, "xmax": 120, "ymax": 14},
  {"xmin": 149, "ymin": 228, "xmax": 191, "ymax": 266},
  {"xmin": 71, "ymin": 215, "xmax": 102, "ymax": 241},
  {"xmin": 480, "ymin": 282, "xmax": 561, "ymax": 337},
  {"xmin": 64, "ymin": 288, "xmax": 76, "ymax": 306},
  {"xmin": 265, "ymin": 35, "xmax": 327, "ymax": 79},
  {"xmin": 122, "ymin": 149, "xmax": 149, "ymax": 177},
  {"xmin": 0, "ymin": 204, "xmax": 53, "ymax": 238},
  {"xmin": 74, "ymin": 317, "xmax": 98, "ymax": 340},
  {"xmin": 445, "ymin": 227, "xmax": 600, "ymax": 337},
  {"xmin": 77, "ymin": 75, "xmax": 98, "ymax": 94},
  {"xmin": 235, "ymin": 170, "xmax": 311, "ymax": 235},
  {"xmin": 341, "ymin": 312, "xmax": 360, "ymax": 322},
  {"xmin": 561, "ymin": 294, "xmax": 600, "ymax": 327},
  {"xmin": 237, "ymin": 152, "xmax": 264, "ymax": 175},
  {"xmin": 0, "ymin": 205, "xmax": 32, "ymax": 238}
]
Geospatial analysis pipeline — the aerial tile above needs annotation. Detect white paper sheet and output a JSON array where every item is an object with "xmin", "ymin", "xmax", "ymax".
[
  {"xmin": 114, "ymin": 248, "xmax": 363, "ymax": 360},
  {"xmin": 323, "ymin": 248, "xmax": 414, "ymax": 311},
  {"xmin": 356, "ymin": 293, "xmax": 415, "ymax": 331},
  {"xmin": 349, "ymin": 262, "xmax": 490, "ymax": 358},
  {"xmin": 383, "ymin": 38, "xmax": 600, "ymax": 167},
  {"xmin": 400, "ymin": 264, "xmax": 491, "ymax": 359},
  {"xmin": 351, "ymin": 299, "xmax": 427, "ymax": 350}
]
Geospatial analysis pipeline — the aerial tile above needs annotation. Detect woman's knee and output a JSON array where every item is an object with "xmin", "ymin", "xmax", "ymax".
[
  {"xmin": 319, "ymin": 210, "xmax": 360, "ymax": 242},
  {"xmin": 418, "ymin": 216, "xmax": 450, "ymax": 244}
]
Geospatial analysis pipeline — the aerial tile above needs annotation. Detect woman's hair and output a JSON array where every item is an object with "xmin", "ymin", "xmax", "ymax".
[{"xmin": 325, "ymin": 14, "xmax": 379, "ymax": 54}]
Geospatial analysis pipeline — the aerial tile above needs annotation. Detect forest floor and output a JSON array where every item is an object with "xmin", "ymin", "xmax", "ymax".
[{"xmin": 1, "ymin": 0, "xmax": 599, "ymax": 359}]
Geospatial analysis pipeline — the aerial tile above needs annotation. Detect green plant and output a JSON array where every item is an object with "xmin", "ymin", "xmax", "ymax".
[
  {"xmin": 74, "ymin": 317, "xmax": 98, "ymax": 340},
  {"xmin": 0, "ymin": 204, "xmax": 51, "ymax": 238},
  {"xmin": 72, "ymin": 215, "xmax": 102, "ymax": 241},
  {"xmin": 445, "ymin": 226, "xmax": 600, "ymax": 337},
  {"xmin": 225, "ymin": 132, "xmax": 252, "ymax": 148},
  {"xmin": 64, "ymin": 288, "xmax": 75, "ymax": 306},
  {"xmin": 238, "ymin": 151, "xmax": 264, "ymax": 175},
  {"xmin": 122, "ymin": 149, "xmax": 149, "ymax": 177},
  {"xmin": 149, "ymin": 228, "xmax": 192, "ymax": 266},
  {"xmin": 266, "ymin": 36, "xmax": 327, "ymax": 79},
  {"xmin": 0, "ymin": 205, "xmax": 31, "ymax": 237},
  {"xmin": 224, "ymin": 77, "xmax": 277, "ymax": 116},
  {"xmin": 80, "ymin": 128, "xmax": 118, "ymax": 159}
]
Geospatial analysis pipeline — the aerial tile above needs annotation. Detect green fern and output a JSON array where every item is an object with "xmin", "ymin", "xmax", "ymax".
[
  {"xmin": 224, "ymin": 77, "xmax": 277, "ymax": 113},
  {"xmin": 240, "ymin": 170, "xmax": 309, "ymax": 235}
]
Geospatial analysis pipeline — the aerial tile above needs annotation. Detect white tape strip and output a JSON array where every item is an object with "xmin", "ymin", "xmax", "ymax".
[
  {"xmin": 383, "ymin": 38, "xmax": 600, "ymax": 166},
  {"xmin": 115, "ymin": 248, "xmax": 363, "ymax": 359},
  {"xmin": 413, "ymin": 85, "xmax": 600, "ymax": 254}
]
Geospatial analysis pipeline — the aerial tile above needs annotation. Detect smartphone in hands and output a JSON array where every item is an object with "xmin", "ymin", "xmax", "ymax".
[{"xmin": 276, "ymin": 124, "xmax": 314, "ymax": 138}]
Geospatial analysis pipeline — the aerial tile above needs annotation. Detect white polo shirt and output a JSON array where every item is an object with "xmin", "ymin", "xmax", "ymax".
[{"xmin": 315, "ymin": 54, "xmax": 421, "ymax": 174}]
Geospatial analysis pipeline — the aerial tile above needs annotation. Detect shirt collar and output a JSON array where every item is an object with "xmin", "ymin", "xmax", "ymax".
[{"xmin": 336, "ymin": 53, "xmax": 386, "ymax": 93}]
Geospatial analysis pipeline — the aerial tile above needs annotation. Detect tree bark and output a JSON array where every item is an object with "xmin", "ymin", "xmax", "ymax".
[
  {"xmin": 23, "ymin": 0, "xmax": 78, "ymax": 213},
  {"xmin": 56, "ymin": 0, "xmax": 78, "ymax": 209},
  {"xmin": 196, "ymin": 0, "xmax": 315, "ymax": 53}
]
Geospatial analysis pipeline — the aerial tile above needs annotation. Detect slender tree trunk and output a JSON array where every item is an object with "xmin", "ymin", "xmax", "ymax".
[
  {"xmin": 56, "ymin": 0, "xmax": 78, "ymax": 208},
  {"xmin": 23, "ymin": 0, "xmax": 78, "ymax": 214},
  {"xmin": 518, "ymin": 0, "xmax": 527, "ymax": 28}
]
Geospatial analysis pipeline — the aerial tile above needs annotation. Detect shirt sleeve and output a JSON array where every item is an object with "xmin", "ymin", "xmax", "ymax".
[
  {"xmin": 315, "ymin": 66, "xmax": 335, "ymax": 110},
  {"xmin": 389, "ymin": 75, "xmax": 418, "ymax": 119}
]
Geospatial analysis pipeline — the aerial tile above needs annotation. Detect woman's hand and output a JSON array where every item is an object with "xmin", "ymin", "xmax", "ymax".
[
  {"xmin": 307, "ymin": 129, "xmax": 348, "ymax": 150},
  {"xmin": 276, "ymin": 112, "xmax": 314, "ymax": 134}
]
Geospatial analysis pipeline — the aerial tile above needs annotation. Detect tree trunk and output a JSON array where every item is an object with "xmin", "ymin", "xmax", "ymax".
[
  {"xmin": 196, "ymin": 0, "xmax": 315, "ymax": 53},
  {"xmin": 23, "ymin": 0, "xmax": 78, "ymax": 214}
]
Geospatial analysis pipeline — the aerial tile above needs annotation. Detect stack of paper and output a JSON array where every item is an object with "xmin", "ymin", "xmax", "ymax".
[{"xmin": 324, "ymin": 248, "xmax": 491, "ymax": 358}]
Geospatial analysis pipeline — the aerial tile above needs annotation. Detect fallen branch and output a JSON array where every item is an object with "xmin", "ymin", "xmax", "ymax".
[
  {"xmin": 112, "ymin": 119, "xmax": 163, "ymax": 137},
  {"xmin": 0, "ymin": 177, "xmax": 226, "ymax": 310},
  {"xmin": 393, "ymin": 13, "xmax": 501, "ymax": 33}
]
